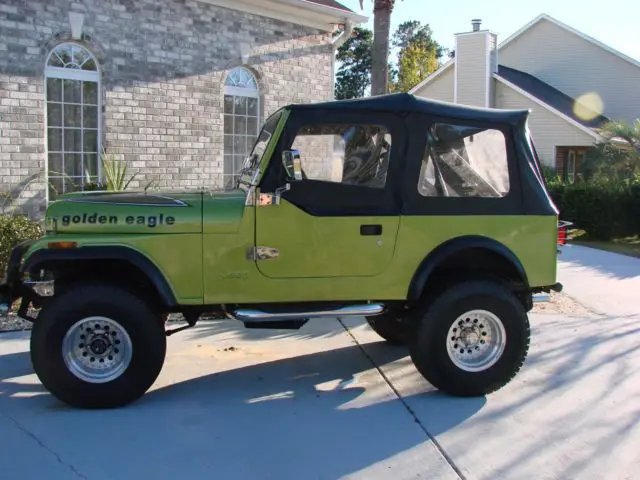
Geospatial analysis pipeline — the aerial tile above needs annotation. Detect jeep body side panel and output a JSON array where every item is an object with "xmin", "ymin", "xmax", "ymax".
[
  {"xmin": 255, "ymin": 198, "xmax": 400, "ymax": 278},
  {"xmin": 200, "ymin": 214, "xmax": 555, "ymax": 304},
  {"xmin": 398, "ymin": 216, "xmax": 558, "ymax": 299}
]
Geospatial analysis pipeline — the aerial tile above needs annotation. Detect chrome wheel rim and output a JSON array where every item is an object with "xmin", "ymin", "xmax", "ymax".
[
  {"xmin": 446, "ymin": 310, "xmax": 506, "ymax": 372},
  {"xmin": 62, "ymin": 316, "xmax": 133, "ymax": 383}
]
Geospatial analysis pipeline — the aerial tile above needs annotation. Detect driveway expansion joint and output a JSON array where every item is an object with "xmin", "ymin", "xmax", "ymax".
[
  {"xmin": 1, "ymin": 412, "xmax": 90, "ymax": 480},
  {"xmin": 338, "ymin": 317, "xmax": 466, "ymax": 480}
]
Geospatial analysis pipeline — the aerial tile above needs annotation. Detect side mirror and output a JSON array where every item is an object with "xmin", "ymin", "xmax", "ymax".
[{"xmin": 282, "ymin": 149, "xmax": 303, "ymax": 181}]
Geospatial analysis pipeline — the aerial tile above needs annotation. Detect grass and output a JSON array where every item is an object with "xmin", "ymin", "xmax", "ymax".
[{"xmin": 574, "ymin": 235, "xmax": 640, "ymax": 259}]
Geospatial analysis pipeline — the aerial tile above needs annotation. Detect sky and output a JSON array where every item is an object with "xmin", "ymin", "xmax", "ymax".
[{"xmin": 337, "ymin": 0, "xmax": 640, "ymax": 63}]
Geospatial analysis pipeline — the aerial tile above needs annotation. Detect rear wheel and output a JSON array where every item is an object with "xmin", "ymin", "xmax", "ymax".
[
  {"xmin": 409, "ymin": 280, "xmax": 530, "ymax": 397},
  {"xmin": 30, "ymin": 283, "xmax": 166, "ymax": 409}
]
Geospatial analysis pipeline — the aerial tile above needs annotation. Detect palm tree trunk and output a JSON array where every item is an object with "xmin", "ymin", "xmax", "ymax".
[{"xmin": 371, "ymin": 0, "xmax": 394, "ymax": 96}]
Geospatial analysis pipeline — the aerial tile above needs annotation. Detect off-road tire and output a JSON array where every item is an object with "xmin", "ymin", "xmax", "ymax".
[
  {"xmin": 30, "ymin": 283, "xmax": 166, "ymax": 409},
  {"xmin": 366, "ymin": 312, "xmax": 411, "ymax": 344},
  {"xmin": 408, "ymin": 280, "xmax": 530, "ymax": 397}
]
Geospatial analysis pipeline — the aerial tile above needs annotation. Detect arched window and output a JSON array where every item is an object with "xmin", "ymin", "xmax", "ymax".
[
  {"xmin": 223, "ymin": 67, "xmax": 259, "ymax": 187},
  {"xmin": 45, "ymin": 43, "xmax": 100, "ymax": 200}
]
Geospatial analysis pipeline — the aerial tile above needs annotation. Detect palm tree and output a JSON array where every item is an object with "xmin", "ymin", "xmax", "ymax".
[
  {"xmin": 359, "ymin": 0, "xmax": 397, "ymax": 96},
  {"xmin": 599, "ymin": 119, "xmax": 640, "ymax": 154}
]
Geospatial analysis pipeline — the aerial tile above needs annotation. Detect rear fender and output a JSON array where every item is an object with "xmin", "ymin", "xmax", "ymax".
[{"xmin": 407, "ymin": 235, "xmax": 529, "ymax": 302}]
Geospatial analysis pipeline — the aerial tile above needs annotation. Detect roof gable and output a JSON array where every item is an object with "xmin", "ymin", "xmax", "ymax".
[
  {"xmin": 410, "ymin": 13, "xmax": 640, "ymax": 94},
  {"xmin": 496, "ymin": 65, "xmax": 609, "ymax": 129},
  {"xmin": 499, "ymin": 14, "xmax": 640, "ymax": 70}
]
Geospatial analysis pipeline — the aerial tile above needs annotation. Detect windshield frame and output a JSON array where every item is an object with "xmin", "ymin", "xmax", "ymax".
[{"xmin": 236, "ymin": 108, "xmax": 287, "ymax": 189}]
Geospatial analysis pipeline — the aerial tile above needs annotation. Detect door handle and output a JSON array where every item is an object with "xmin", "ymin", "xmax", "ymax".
[{"xmin": 360, "ymin": 224, "xmax": 382, "ymax": 236}]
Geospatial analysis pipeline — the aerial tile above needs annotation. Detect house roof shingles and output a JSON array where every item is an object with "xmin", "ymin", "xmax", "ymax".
[
  {"xmin": 307, "ymin": 0, "xmax": 354, "ymax": 13},
  {"xmin": 496, "ymin": 65, "xmax": 609, "ymax": 129}
]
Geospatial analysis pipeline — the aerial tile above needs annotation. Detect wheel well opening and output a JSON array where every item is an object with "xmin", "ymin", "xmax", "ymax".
[
  {"xmin": 38, "ymin": 259, "xmax": 168, "ymax": 312},
  {"xmin": 414, "ymin": 247, "xmax": 528, "ymax": 303}
]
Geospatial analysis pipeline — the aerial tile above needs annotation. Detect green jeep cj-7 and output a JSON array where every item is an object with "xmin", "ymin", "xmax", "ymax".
[{"xmin": 0, "ymin": 93, "xmax": 563, "ymax": 409}]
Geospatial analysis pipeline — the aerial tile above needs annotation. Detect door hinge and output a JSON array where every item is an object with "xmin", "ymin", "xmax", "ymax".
[{"xmin": 246, "ymin": 246, "xmax": 279, "ymax": 261}]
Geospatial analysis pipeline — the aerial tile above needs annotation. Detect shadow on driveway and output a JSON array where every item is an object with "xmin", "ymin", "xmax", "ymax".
[{"xmin": 0, "ymin": 337, "xmax": 483, "ymax": 479}]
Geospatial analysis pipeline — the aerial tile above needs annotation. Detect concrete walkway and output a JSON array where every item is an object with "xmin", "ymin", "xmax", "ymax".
[
  {"xmin": 2, "ymin": 306, "xmax": 640, "ymax": 479},
  {"xmin": 0, "ymin": 321, "xmax": 458, "ymax": 480},
  {"xmin": 557, "ymin": 244, "xmax": 640, "ymax": 317}
]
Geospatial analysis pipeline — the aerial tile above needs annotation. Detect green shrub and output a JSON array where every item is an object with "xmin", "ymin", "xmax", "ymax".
[
  {"xmin": 548, "ymin": 181, "xmax": 640, "ymax": 240},
  {"xmin": 0, "ymin": 214, "xmax": 42, "ymax": 276}
]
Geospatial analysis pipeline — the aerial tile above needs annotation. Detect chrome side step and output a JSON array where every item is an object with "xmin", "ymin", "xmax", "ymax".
[{"xmin": 231, "ymin": 303, "xmax": 385, "ymax": 322}]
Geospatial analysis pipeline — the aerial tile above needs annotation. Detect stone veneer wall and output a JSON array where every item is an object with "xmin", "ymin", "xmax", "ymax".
[{"xmin": 0, "ymin": 0, "xmax": 335, "ymax": 218}]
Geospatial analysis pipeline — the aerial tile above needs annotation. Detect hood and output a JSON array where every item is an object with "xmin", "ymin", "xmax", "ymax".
[{"xmin": 46, "ymin": 191, "xmax": 205, "ymax": 234}]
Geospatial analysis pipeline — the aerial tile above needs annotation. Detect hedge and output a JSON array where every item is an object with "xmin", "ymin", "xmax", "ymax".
[
  {"xmin": 547, "ymin": 181, "xmax": 640, "ymax": 240},
  {"xmin": 0, "ymin": 214, "xmax": 42, "ymax": 277}
]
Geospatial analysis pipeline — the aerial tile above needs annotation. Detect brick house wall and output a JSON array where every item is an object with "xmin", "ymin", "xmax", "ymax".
[{"xmin": 0, "ymin": 0, "xmax": 335, "ymax": 218}]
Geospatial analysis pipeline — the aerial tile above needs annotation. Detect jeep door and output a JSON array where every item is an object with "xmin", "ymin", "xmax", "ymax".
[{"xmin": 254, "ymin": 110, "xmax": 405, "ymax": 278}]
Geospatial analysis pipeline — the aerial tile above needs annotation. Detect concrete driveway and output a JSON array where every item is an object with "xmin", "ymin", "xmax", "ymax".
[{"xmin": 1, "ymin": 245, "xmax": 639, "ymax": 480}]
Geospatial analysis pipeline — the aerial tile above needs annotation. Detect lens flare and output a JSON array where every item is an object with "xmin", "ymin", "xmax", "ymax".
[{"xmin": 573, "ymin": 92, "xmax": 604, "ymax": 121}]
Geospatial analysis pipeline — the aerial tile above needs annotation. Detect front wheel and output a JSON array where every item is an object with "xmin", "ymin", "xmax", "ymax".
[
  {"xmin": 409, "ymin": 280, "xmax": 530, "ymax": 397},
  {"xmin": 30, "ymin": 283, "xmax": 167, "ymax": 409}
]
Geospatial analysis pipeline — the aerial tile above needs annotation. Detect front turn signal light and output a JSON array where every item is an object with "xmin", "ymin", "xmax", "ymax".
[{"xmin": 48, "ymin": 241, "xmax": 78, "ymax": 249}]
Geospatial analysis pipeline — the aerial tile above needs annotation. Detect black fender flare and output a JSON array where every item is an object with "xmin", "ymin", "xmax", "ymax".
[
  {"xmin": 407, "ymin": 235, "xmax": 529, "ymax": 302},
  {"xmin": 22, "ymin": 246, "xmax": 178, "ymax": 307}
]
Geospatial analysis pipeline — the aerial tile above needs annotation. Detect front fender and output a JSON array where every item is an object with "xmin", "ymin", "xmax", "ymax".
[{"xmin": 21, "ymin": 244, "xmax": 178, "ymax": 307}]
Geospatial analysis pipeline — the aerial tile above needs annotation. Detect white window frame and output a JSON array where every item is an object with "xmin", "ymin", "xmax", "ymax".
[
  {"xmin": 223, "ymin": 67, "xmax": 260, "ymax": 187},
  {"xmin": 44, "ymin": 42, "xmax": 101, "ymax": 202},
  {"xmin": 567, "ymin": 150, "xmax": 576, "ymax": 183}
]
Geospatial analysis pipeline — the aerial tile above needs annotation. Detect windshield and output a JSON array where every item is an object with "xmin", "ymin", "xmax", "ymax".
[{"xmin": 236, "ymin": 110, "xmax": 283, "ymax": 187}]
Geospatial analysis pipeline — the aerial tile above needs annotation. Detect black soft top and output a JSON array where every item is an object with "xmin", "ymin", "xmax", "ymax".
[{"xmin": 287, "ymin": 92, "xmax": 530, "ymax": 126}]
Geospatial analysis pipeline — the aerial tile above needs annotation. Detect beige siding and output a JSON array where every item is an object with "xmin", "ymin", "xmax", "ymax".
[
  {"xmin": 495, "ymin": 81, "xmax": 596, "ymax": 167},
  {"xmin": 413, "ymin": 66, "xmax": 455, "ymax": 103},
  {"xmin": 499, "ymin": 18, "xmax": 640, "ymax": 123},
  {"xmin": 455, "ymin": 33, "xmax": 489, "ymax": 107}
]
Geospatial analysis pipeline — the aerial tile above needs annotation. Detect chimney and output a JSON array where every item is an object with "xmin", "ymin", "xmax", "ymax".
[{"xmin": 453, "ymin": 19, "xmax": 498, "ymax": 107}]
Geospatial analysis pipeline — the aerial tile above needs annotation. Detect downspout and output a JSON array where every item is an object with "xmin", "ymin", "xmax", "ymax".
[
  {"xmin": 330, "ymin": 19, "xmax": 354, "ymax": 99},
  {"xmin": 332, "ymin": 19, "xmax": 354, "ymax": 49}
]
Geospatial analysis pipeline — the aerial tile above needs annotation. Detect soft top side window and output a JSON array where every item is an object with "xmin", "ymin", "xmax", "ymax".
[
  {"xmin": 290, "ymin": 123, "xmax": 392, "ymax": 189},
  {"xmin": 418, "ymin": 123, "xmax": 510, "ymax": 198}
]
